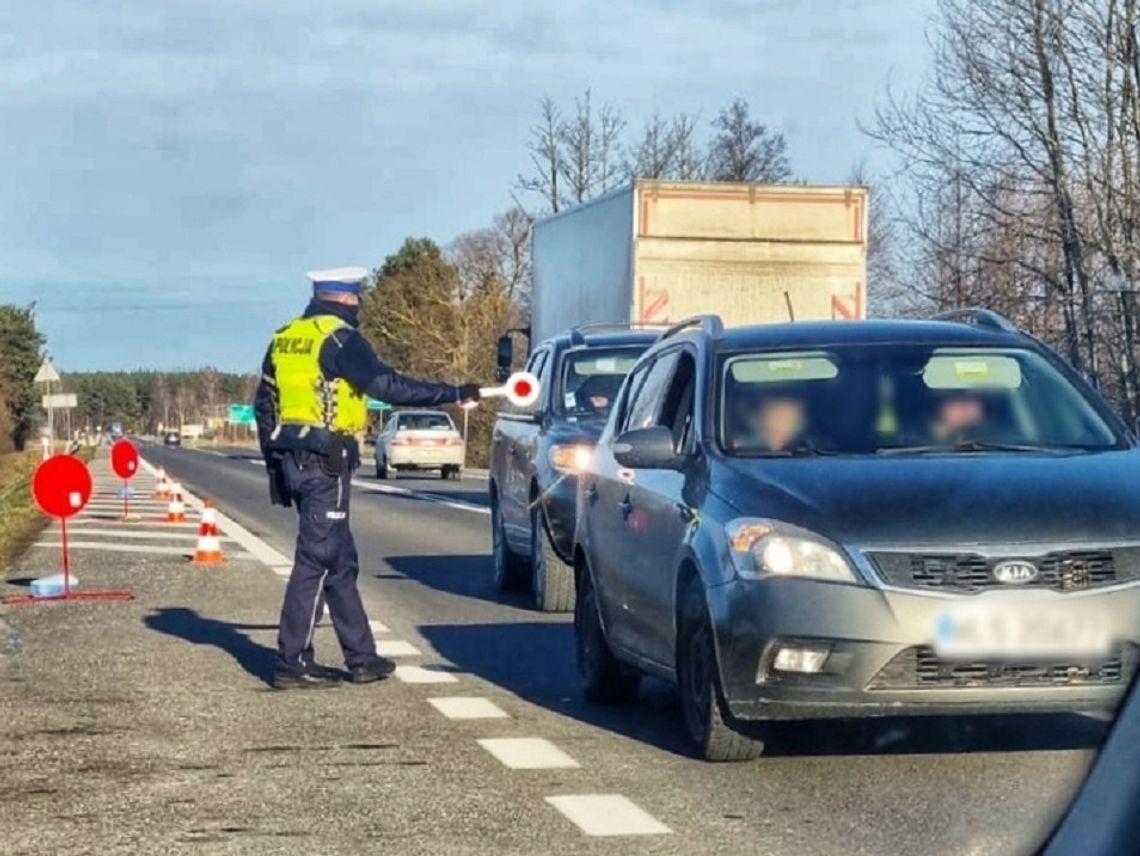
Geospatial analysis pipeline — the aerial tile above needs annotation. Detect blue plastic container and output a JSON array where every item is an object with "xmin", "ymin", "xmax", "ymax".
[{"xmin": 29, "ymin": 574, "xmax": 78, "ymax": 598}]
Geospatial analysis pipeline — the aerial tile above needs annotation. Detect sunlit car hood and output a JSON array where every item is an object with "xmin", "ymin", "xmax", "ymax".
[{"xmin": 711, "ymin": 449, "xmax": 1140, "ymax": 548}]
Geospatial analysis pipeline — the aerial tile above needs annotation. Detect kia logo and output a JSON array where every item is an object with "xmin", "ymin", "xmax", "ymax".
[{"xmin": 992, "ymin": 560, "xmax": 1039, "ymax": 585}]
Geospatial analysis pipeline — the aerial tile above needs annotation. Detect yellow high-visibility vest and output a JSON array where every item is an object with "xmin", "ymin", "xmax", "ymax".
[{"xmin": 270, "ymin": 315, "xmax": 367, "ymax": 433}]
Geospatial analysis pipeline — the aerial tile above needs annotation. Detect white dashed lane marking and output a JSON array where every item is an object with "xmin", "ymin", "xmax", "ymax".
[
  {"xmin": 545, "ymin": 795, "xmax": 672, "ymax": 837},
  {"xmin": 428, "ymin": 697, "xmax": 509, "ymax": 720},
  {"xmin": 477, "ymin": 738, "xmax": 580, "ymax": 770},
  {"xmin": 374, "ymin": 639, "xmax": 421, "ymax": 657},
  {"xmin": 393, "ymin": 665, "xmax": 460, "ymax": 684},
  {"xmin": 368, "ymin": 619, "xmax": 389, "ymax": 634}
]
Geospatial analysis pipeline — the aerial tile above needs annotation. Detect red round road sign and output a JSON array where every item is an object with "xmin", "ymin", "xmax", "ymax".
[
  {"xmin": 32, "ymin": 454, "xmax": 92, "ymax": 518},
  {"xmin": 110, "ymin": 438, "xmax": 139, "ymax": 480}
]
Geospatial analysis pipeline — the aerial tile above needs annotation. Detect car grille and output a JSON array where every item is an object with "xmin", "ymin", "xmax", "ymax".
[
  {"xmin": 868, "ymin": 548, "xmax": 1140, "ymax": 593},
  {"xmin": 867, "ymin": 645, "xmax": 1131, "ymax": 690}
]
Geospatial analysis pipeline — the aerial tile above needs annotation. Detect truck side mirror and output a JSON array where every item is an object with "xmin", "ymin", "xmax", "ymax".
[{"xmin": 496, "ymin": 335, "xmax": 513, "ymax": 383}]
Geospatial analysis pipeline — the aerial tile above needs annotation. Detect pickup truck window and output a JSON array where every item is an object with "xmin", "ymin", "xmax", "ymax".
[{"xmin": 558, "ymin": 346, "xmax": 647, "ymax": 419}]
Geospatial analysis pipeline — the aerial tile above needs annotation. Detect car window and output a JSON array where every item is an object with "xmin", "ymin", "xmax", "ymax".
[
  {"xmin": 396, "ymin": 413, "xmax": 454, "ymax": 431},
  {"xmin": 719, "ymin": 345, "xmax": 1123, "ymax": 456},
  {"xmin": 657, "ymin": 352, "xmax": 697, "ymax": 454},
  {"xmin": 557, "ymin": 346, "xmax": 648, "ymax": 419},
  {"xmin": 624, "ymin": 351, "xmax": 682, "ymax": 433}
]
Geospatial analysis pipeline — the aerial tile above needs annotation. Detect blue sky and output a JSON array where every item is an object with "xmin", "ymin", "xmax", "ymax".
[{"xmin": 0, "ymin": 0, "xmax": 934, "ymax": 373}]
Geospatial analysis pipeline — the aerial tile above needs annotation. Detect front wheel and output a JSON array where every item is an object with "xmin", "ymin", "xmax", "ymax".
[
  {"xmin": 530, "ymin": 506, "xmax": 575, "ymax": 612},
  {"xmin": 575, "ymin": 572, "xmax": 640, "ymax": 704},
  {"xmin": 678, "ymin": 577, "xmax": 764, "ymax": 762},
  {"xmin": 491, "ymin": 495, "xmax": 527, "ymax": 593}
]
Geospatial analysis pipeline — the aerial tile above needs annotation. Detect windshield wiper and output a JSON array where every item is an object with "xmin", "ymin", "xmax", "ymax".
[
  {"xmin": 875, "ymin": 440, "xmax": 1081, "ymax": 456},
  {"xmin": 739, "ymin": 442, "xmax": 841, "ymax": 458}
]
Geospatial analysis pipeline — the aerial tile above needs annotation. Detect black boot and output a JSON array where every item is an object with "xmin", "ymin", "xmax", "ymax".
[
  {"xmin": 273, "ymin": 665, "xmax": 341, "ymax": 690},
  {"xmin": 349, "ymin": 656, "xmax": 397, "ymax": 684}
]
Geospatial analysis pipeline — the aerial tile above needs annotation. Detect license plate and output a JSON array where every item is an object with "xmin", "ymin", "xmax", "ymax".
[{"xmin": 933, "ymin": 601, "xmax": 1112, "ymax": 660}]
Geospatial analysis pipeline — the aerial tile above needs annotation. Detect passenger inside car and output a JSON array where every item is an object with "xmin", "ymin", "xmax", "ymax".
[{"xmin": 572, "ymin": 373, "xmax": 623, "ymax": 414}]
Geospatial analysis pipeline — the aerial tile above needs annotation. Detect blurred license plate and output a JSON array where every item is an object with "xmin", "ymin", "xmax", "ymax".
[{"xmin": 933, "ymin": 602, "xmax": 1111, "ymax": 660}]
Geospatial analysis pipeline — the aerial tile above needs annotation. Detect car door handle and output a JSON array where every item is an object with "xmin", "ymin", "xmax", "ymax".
[{"xmin": 619, "ymin": 496, "xmax": 633, "ymax": 519}]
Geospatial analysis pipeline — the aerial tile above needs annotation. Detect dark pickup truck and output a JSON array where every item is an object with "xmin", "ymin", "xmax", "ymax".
[{"xmin": 489, "ymin": 325, "xmax": 660, "ymax": 611}]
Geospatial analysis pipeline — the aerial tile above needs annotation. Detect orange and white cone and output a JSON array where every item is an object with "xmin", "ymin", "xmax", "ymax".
[
  {"xmin": 166, "ymin": 484, "xmax": 186, "ymax": 523},
  {"xmin": 192, "ymin": 501, "xmax": 224, "ymax": 564},
  {"xmin": 154, "ymin": 469, "xmax": 171, "ymax": 499}
]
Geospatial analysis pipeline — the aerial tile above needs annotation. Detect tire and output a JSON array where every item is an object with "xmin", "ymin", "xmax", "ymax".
[
  {"xmin": 530, "ymin": 506, "xmax": 575, "ymax": 612},
  {"xmin": 575, "ymin": 572, "xmax": 640, "ymax": 704},
  {"xmin": 491, "ymin": 494, "xmax": 527, "ymax": 592},
  {"xmin": 677, "ymin": 577, "xmax": 764, "ymax": 762},
  {"xmin": 376, "ymin": 455, "xmax": 390, "ymax": 480}
]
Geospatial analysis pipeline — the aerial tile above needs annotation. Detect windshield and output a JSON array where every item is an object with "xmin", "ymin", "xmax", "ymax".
[
  {"xmin": 720, "ymin": 345, "xmax": 1123, "ymax": 456},
  {"xmin": 396, "ymin": 413, "xmax": 454, "ymax": 431},
  {"xmin": 558, "ymin": 346, "xmax": 648, "ymax": 418}
]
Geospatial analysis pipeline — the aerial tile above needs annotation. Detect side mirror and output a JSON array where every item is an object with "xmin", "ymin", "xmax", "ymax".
[
  {"xmin": 613, "ymin": 426, "xmax": 680, "ymax": 470},
  {"xmin": 496, "ymin": 335, "xmax": 513, "ymax": 382}
]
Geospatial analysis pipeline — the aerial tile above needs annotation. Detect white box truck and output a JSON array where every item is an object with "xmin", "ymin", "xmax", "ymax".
[{"xmin": 528, "ymin": 179, "xmax": 869, "ymax": 344}]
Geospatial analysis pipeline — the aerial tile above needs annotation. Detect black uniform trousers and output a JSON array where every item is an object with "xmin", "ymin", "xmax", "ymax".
[{"xmin": 276, "ymin": 451, "xmax": 377, "ymax": 673}]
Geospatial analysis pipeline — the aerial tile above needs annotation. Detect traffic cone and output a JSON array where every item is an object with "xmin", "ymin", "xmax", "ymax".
[
  {"xmin": 154, "ymin": 469, "xmax": 171, "ymax": 499},
  {"xmin": 192, "ymin": 501, "xmax": 224, "ymax": 565},
  {"xmin": 166, "ymin": 484, "xmax": 186, "ymax": 523}
]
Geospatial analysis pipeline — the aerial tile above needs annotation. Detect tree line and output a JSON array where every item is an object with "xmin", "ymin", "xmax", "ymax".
[
  {"xmin": 869, "ymin": 0, "xmax": 1140, "ymax": 421},
  {"xmin": 60, "ymin": 370, "xmax": 259, "ymax": 434}
]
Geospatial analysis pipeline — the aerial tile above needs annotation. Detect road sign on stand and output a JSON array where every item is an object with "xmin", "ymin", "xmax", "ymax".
[
  {"xmin": 366, "ymin": 398, "xmax": 391, "ymax": 412},
  {"xmin": 228, "ymin": 404, "xmax": 255, "ymax": 425},
  {"xmin": 42, "ymin": 393, "xmax": 78, "ymax": 409},
  {"xmin": 34, "ymin": 358, "xmax": 60, "ymax": 384}
]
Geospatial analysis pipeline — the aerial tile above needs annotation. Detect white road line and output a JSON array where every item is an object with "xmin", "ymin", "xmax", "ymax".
[
  {"xmin": 427, "ymin": 697, "xmax": 509, "ymax": 720},
  {"xmin": 374, "ymin": 639, "xmax": 421, "ymax": 657},
  {"xmin": 351, "ymin": 478, "xmax": 490, "ymax": 515},
  {"xmin": 43, "ymin": 528, "xmax": 236, "ymax": 543},
  {"xmin": 31, "ymin": 540, "xmax": 254, "ymax": 559},
  {"xmin": 75, "ymin": 517, "xmax": 200, "ymax": 529},
  {"xmin": 477, "ymin": 738, "xmax": 580, "ymax": 770},
  {"xmin": 393, "ymin": 665, "xmax": 460, "ymax": 684},
  {"xmin": 545, "ymin": 795, "xmax": 672, "ymax": 837},
  {"xmin": 272, "ymin": 565, "xmax": 292, "ymax": 578},
  {"xmin": 368, "ymin": 619, "xmax": 389, "ymax": 634}
]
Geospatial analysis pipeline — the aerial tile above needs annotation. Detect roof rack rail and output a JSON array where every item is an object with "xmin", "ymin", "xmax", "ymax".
[
  {"xmin": 659, "ymin": 314, "xmax": 724, "ymax": 342},
  {"xmin": 931, "ymin": 307, "xmax": 1020, "ymax": 334},
  {"xmin": 568, "ymin": 321, "xmax": 670, "ymax": 344}
]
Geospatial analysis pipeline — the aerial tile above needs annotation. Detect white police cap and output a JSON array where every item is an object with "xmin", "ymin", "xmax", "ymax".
[{"xmin": 307, "ymin": 266, "xmax": 369, "ymax": 293}]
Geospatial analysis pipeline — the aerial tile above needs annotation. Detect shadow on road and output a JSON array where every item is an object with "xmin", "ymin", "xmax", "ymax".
[
  {"xmin": 384, "ymin": 554, "xmax": 530, "ymax": 608},
  {"xmin": 144, "ymin": 607, "xmax": 277, "ymax": 686},
  {"xmin": 419, "ymin": 617, "xmax": 1112, "ymax": 760}
]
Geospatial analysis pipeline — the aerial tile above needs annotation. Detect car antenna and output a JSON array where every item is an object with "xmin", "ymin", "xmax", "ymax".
[{"xmin": 784, "ymin": 291, "xmax": 796, "ymax": 322}]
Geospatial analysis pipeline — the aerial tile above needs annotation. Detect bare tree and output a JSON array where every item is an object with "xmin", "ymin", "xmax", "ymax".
[
  {"xmin": 625, "ymin": 113, "xmax": 703, "ymax": 179},
  {"xmin": 517, "ymin": 98, "xmax": 563, "ymax": 213},
  {"xmin": 707, "ymin": 98, "xmax": 792, "ymax": 183},
  {"xmin": 449, "ymin": 207, "xmax": 533, "ymax": 306}
]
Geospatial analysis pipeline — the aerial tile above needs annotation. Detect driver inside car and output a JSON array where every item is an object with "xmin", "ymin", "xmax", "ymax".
[
  {"xmin": 735, "ymin": 391, "xmax": 809, "ymax": 453},
  {"xmin": 574, "ymin": 374, "xmax": 621, "ymax": 413},
  {"xmin": 931, "ymin": 390, "xmax": 987, "ymax": 442}
]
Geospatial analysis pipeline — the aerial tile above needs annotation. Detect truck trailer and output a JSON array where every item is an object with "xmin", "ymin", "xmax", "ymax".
[{"xmin": 528, "ymin": 179, "xmax": 869, "ymax": 345}]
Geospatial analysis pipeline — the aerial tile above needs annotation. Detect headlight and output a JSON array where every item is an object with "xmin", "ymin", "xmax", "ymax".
[
  {"xmin": 725, "ymin": 518, "xmax": 857, "ymax": 582},
  {"xmin": 550, "ymin": 444, "xmax": 594, "ymax": 473}
]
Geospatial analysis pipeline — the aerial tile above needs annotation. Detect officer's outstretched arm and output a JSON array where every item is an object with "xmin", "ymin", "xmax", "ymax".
[{"xmin": 328, "ymin": 330, "xmax": 462, "ymax": 407}]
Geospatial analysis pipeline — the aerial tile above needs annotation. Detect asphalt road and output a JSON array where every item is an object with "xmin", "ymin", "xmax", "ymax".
[{"xmin": 142, "ymin": 443, "xmax": 1113, "ymax": 856}]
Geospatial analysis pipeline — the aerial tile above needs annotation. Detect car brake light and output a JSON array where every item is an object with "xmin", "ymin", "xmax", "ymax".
[{"xmin": 446, "ymin": 437, "xmax": 463, "ymax": 446}]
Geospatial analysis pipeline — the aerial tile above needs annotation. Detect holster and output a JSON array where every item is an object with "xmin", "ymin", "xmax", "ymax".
[{"xmin": 265, "ymin": 452, "xmax": 292, "ymax": 508}]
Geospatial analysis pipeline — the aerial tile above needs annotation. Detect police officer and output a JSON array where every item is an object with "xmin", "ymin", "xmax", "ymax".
[{"xmin": 254, "ymin": 267, "xmax": 481, "ymax": 689}]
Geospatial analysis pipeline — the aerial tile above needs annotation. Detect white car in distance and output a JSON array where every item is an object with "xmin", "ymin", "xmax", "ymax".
[{"xmin": 375, "ymin": 410, "xmax": 465, "ymax": 480}]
